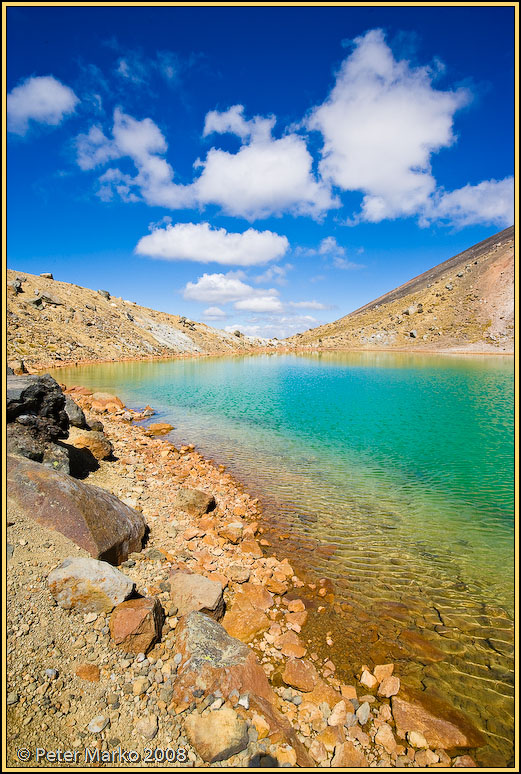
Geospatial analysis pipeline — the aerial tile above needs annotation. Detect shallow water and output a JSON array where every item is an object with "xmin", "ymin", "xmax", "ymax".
[{"xmin": 50, "ymin": 352, "xmax": 515, "ymax": 764}]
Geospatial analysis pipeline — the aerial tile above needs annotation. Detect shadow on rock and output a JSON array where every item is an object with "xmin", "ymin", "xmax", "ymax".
[
  {"xmin": 248, "ymin": 754, "xmax": 279, "ymax": 767},
  {"xmin": 65, "ymin": 443, "xmax": 100, "ymax": 479}
]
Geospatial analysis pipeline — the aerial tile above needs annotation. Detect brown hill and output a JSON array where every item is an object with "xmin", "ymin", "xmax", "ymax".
[
  {"xmin": 288, "ymin": 226, "xmax": 514, "ymax": 354},
  {"xmin": 6, "ymin": 270, "xmax": 267, "ymax": 372}
]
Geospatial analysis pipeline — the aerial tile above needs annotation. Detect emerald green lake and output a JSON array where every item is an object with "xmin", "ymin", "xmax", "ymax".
[{"xmin": 50, "ymin": 352, "xmax": 515, "ymax": 765}]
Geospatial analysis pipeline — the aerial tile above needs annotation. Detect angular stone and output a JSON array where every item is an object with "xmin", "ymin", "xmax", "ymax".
[
  {"xmin": 135, "ymin": 714, "xmax": 158, "ymax": 740},
  {"xmin": 378, "ymin": 675, "xmax": 400, "ymax": 697},
  {"xmin": 360, "ymin": 669, "xmax": 378, "ymax": 690},
  {"xmin": 110, "ymin": 597, "xmax": 164, "ymax": 654},
  {"xmin": 415, "ymin": 749, "xmax": 440, "ymax": 766},
  {"xmin": 64, "ymin": 395, "xmax": 88, "ymax": 429},
  {"xmin": 275, "ymin": 630, "xmax": 307, "ymax": 658},
  {"xmin": 240, "ymin": 539, "xmax": 263, "ymax": 558},
  {"xmin": 316, "ymin": 725, "xmax": 345, "ymax": 753},
  {"xmin": 218, "ymin": 522, "xmax": 244, "ymax": 544},
  {"xmin": 328, "ymin": 700, "xmax": 347, "ymax": 727},
  {"xmin": 170, "ymin": 571, "xmax": 224, "ymax": 620},
  {"xmin": 7, "ymin": 374, "xmax": 68, "ymax": 430},
  {"xmin": 407, "ymin": 730, "xmax": 428, "ymax": 748},
  {"xmin": 331, "ymin": 741, "xmax": 369, "ymax": 767},
  {"xmin": 75, "ymin": 663, "xmax": 100, "ymax": 682},
  {"xmin": 375, "ymin": 723, "xmax": 397, "ymax": 754},
  {"xmin": 374, "ymin": 663, "xmax": 394, "ymax": 682},
  {"xmin": 48, "ymin": 557, "xmax": 134, "ymax": 613},
  {"xmin": 391, "ymin": 690, "xmax": 485, "ymax": 750},
  {"xmin": 222, "ymin": 605, "xmax": 269, "ymax": 643},
  {"xmin": 184, "ymin": 707, "xmax": 248, "ymax": 763},
  {"xmin": 452, "ymin": 755, "xmax": 478, "ymax": 767},
  {"xmin": 144, "ymin": 423, "xmax": 174, "ymax": 436},
  {"xmin": 67, "ymin": 428, "xmax": 113, "ymax": 461},
  {"xmin": 172, "ymin": 487, "xmax": 216, "ymax": 517},
  {"xmin": 7, "ymin": 455, "xmax": 145, "ymax": 564},
  {"xmin": 171, "ymin": 612, "xmax": 275, "ymax": 706},
  {"xmin": 234, "ymin": 583, "xmax": 273, "ymax": 611},
  {"xmin": 281, "ymin": 659, "xmax": 318, "ymax": 692},
  {"xmin": 90, "ymin": 392, "xmax": 124, "ymax": 413}
]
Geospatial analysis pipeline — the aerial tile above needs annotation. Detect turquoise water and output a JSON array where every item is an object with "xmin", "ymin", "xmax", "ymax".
[{"xmin": 50, "ymin": 352, "xmax": 515, "ymax": 764}]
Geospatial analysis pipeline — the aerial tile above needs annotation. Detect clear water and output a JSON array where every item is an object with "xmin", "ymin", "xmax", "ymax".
[{"xmin": 49, "ymin": 352, "xmax": 515, "ymax": 764}]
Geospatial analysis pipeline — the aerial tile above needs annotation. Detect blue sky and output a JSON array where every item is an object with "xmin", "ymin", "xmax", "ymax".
[{"xmin": 6, "ymin": 5, "xmax": 515, "ymax": 338}]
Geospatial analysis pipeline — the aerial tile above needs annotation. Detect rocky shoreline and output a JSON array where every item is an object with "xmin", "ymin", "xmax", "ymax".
[{"xmin": 6, "ymin": 375, "xmax": 485, "ymax": 767}]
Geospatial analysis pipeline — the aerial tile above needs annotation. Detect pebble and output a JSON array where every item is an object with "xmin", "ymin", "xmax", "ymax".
[
  {"xmin": 356, "ymin": 701, "xmax": 371, "ymax": 725},
  {"xmin": 87, "ymin": 715, "xmax": 109, "ymax": 734}
]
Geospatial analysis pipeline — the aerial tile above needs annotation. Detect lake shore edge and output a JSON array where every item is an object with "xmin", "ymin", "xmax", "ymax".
[{"xmin": 5, "ymin": 374, "xmax": 490, "ymax": 767}]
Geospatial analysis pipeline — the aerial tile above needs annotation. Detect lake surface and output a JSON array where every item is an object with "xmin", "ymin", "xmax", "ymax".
[{"xmin": 50, "ymin": 352, "xmax": 515, "ymax": 765}]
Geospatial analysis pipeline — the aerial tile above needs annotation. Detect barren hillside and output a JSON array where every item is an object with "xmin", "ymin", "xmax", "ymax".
[
  {"xmin": 6, "ymin": 270, "xmax": 269, "ymax": 372},
  {"xmin": 288, "ymin": 226, "xmax": 514, "ymax": 354}
]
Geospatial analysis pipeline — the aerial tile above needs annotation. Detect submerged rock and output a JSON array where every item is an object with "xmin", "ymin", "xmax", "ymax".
[{"xmin": 391, "ymin": 689, "xmax": 485, "ymax": 751}]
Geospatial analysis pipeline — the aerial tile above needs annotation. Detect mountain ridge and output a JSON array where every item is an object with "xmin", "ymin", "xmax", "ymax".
[{"xmin": 287, "ymin": 226, "xmax": 514, "ymax": 354}]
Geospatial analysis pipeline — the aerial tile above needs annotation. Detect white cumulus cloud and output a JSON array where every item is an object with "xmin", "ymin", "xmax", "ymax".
[
  {"xmin": 421, "ymin": 177, "xmax": 514, "ymax": 229},
  {"xmin": 196, "ymin": 105, "xmax": 337, "ymax": 219},
  {"xmin": 183, "ymin": 272, "xmax": 271, "ymax": 304},
  {"xmin": 308, "ymin": 29, "xmax": 469, "ymax": 222},
  {"xmin": 135, "ymin": 222, "xmax": 289, "ymax": 266},
  {"xmin": 203, "ymin": 306, "xmax": 227, "ymax": 319},
  {"xmin": 76, "ymin": 108, "xmax": 195, "ymax": 208},
  {"xmin": 288, "ymin": 300, "xmax": 330, "ymax": 310},
  {"xmin": 234, "ymin": 296, "xmax": 284, "ymax": 313},
  {"xmin": 7, "ymin": 75, "xmax": 79, "ymax": 135}
]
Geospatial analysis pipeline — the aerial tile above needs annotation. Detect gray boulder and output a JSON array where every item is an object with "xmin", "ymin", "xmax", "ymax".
[
  {"xmin": 64, "ymin": 395, "xmax": 88, "ymax": 428},
  {"xmin": 48, "ymin": 557, "xmax": 134, "ymax": 613},
  {"xmin": 7, "ymin": 455, "xmax": 146, "ymax": 564},
  {"xmin": 170, "ymin": 572, "xmax": 224, "ymax": 620}
]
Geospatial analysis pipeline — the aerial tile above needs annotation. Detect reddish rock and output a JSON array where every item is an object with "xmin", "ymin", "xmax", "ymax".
[
  {"xmin": 452, "ymin": 755, "xmax": 478, "ymax": 767},
  {"xmin": 378, "ymin": 675, "xmax": 400, "ymax": 697},
  {"xmin": 240, "ymin": 539, "xmax": 263, "ymax": 558},
  {"xmin": 285, "ymin": 599, "xmax": 306, "ymax": 612},
  {"xmin": 144, "ymin": 423, "xmax": 174, "ymax": 436},
  {"xmin": 171, "ymin": 612, "xmax": 276, "ymax": 707},
  {"xmin": 391, "ymin": 689, "xmax": 485, "ymax": 751},
  {"xmin": 7, "ymin": 455, "xmax": 145, "ymax": 564},
  {"xmin": 265, "ymin": 577, "xmax": 288, "ymax": 594},
  {"xmin": 184, "ymin": 707, "xmax": 248, "ymax": 763},
  {"xmin": 285, "ymin": 610, "xmax": 308, "ymax": 628},
  {"xmin": 75, "ymin": 663, "xmax": 100, "ymax": 682},
  {"xmin": 374, "ymin": 663, "xmax": 394, "ymax": 682},
  {"xmin": 90, "ymin": 392, "xmax": 125, "ymax": 413},
  {"xmin": 222, "ymin": 605, "xmax": 270, "ymax": 643},
  {"xmin": 281, "ymin": 659, "xmax": 318, "ymax": 692},
  {"xmin": 316, "ymin": 725, "xmax": 345, "ymax": 752},
  {"xmin": 218, "ymin": 522, "xmax": 243, "ymax": 544},
  {"xmin": 275, "ymin": 630, "xmax": 307, "ymax": 658},
  {"xmin": 109, "ymin": 597, "xmax": 164, "ymax": 654},
  {"xmin": 48, "ymin": 557, "xmax": 134, "ymax": 613},
  {"xmin": 236, "ymin": 583, "xmax": 273, "ymax": 611}
]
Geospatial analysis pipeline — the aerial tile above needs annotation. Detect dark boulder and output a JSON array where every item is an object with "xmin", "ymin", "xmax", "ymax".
[
  {"xmin": 64, "ymin": 395, "xmax": 88, "ymax": 428},
  {"xmin": 7, "ymin": 374, "xmax": 70, "ymax": 472},
  {"xmin": 7, "ymin": 455, "xmax": 146, "ymax": 564}
]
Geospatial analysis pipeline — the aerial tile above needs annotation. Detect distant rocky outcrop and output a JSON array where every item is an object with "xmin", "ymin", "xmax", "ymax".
[
  {"xmin": 288, "ymin": 225, "xmax": 514, "ymax": 353},
  {"xmin": 7, "ymin": 269, "xmax": 278, "ymax": 370}
]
